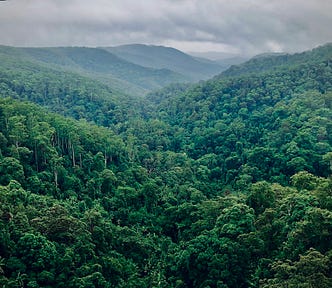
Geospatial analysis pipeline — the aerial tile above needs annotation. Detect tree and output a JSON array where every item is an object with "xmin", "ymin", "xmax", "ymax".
[
  {"xmin": 260, "ymin": 248, "xmax": 332, "ymax": 288},
  {"xmin": 0, "ymin": 157, "xmax": 24, "ymax": 185},
  {"xmin": 247, "ymin": 181, "xmax": 275, "ymax": 215}
]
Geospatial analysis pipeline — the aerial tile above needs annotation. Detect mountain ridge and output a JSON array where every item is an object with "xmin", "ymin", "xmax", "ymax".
[
  {"xmin": 102, "ymin": 44, "xmax": 223, "ymax": 81},
  {"xmin": 19, "ymin": 46, "xmax": 187, "ymax": 95},
  {"xmin": 218, "ymin": 43, "xmax": 332, "ymax": 78}
]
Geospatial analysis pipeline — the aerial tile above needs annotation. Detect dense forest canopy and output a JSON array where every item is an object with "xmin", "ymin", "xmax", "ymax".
[{"xmin": 0, "ymin": 43, "xmax": 331, "ymax": 287}]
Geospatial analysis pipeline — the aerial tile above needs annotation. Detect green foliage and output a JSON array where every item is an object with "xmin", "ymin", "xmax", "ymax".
[
  {"xmin": 0, "ymin": 46, "xmax": 144, "ymax": 128},
  {"xmin": 0, "ymin": 43, "xmax": 331, "ymax": 287},
  {"xmin": 148, "ymin": 44, "xmax": 332, "ymax": 187},
  {"xmin": 260, "ymin": 248, "xmax": 332, "ymax": 288},
  {"xmin": 0, "ymin": 45, "xmax": 187, "ymax": 97},
  {"xmin": 0, "ymin": 157, "xmax": 25, "ymax": 185}
]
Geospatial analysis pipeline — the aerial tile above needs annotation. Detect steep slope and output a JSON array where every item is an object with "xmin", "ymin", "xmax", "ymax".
[
  {"xmin": 0, "ymin": 98, "xmax": 154, "ymax": 287},
  {"xmin": 147, "ymin": 43, "xmax": 332, "ymax": 187},
  {"xmin": 102, "ymin": 44, "xmax": 223, "ymax": 81}
]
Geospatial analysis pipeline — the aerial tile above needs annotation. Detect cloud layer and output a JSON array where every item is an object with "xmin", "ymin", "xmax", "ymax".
[{"xmin": 0, "ymin": 0, "xmax": 331, "ymax": 55}]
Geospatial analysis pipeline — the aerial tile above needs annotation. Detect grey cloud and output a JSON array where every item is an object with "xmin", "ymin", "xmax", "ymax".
[{"xmin": 0, "ymin": 0, "xmax": 331, "ymax": 55}]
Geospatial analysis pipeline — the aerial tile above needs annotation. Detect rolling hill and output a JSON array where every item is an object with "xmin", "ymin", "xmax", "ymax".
[
  {"xmin": 0, "ymin": 45, "xmax": 146, "ymax": 127},
  {"xmin": 0, "ymin": 44, "xmax": 243, "ymax": 97},
  {"xmin": 19, "ymin": 46, "xmax": 187, "ymax": 95}
]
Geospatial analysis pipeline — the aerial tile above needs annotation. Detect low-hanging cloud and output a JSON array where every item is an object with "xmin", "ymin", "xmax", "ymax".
[{"xmin": 0, "ymin": 0, "xmax": 331, "ymax": 55}]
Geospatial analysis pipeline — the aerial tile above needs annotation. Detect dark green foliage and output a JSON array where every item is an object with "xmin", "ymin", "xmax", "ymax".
[
  {"xmin": 147, "ymin": 44, "xmax": 332, "ymax": 187},
  {"xmin": 0, "ymin": 43, "xmax": 331, "ymax": 287}
]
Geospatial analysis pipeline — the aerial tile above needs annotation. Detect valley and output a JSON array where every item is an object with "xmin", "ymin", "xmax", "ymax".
[{"xmin": 0, "ymin": 43, "xmax": 331, "ymax": 287}]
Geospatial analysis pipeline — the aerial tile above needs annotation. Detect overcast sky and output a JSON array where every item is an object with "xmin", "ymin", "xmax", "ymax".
[{"xmin": 0, "ymin": 0, "xmax": 331, "ymax": 56}]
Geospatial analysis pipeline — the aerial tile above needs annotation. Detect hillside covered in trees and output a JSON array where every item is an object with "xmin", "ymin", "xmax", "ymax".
[
  {"xmin": 0, "ymin": 45, "xmax": 226, "ymax": 97},
  {"xmin": 0, "ymin": 43, "xmax": 331, "ymax": 287},
  {"xmin": 103, "ymin": 44, "xmax": 223, "ymax": 81}
]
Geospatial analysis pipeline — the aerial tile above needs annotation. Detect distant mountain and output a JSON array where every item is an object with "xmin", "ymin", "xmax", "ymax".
[
  {"xmin": 18, "ymin": 46, "xmax": 186, "ymax": 95},
  {"xmin": 0, "ymin": 45, "xmax": 146, "ymax": 126},
  {"xmin": 102, "ymin": 44, "xmax": 223, "ymax": 81},
  {"xmin": 213, "ymin": 56, "xmax": 248, "ymax": 70},
  {"xmin": 188, "ymin": 51, "xmax": 241, "ymax": 60},
  {"xmin": 188, "ymin": 51, "xmax": 247, "ymax": 69}
]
